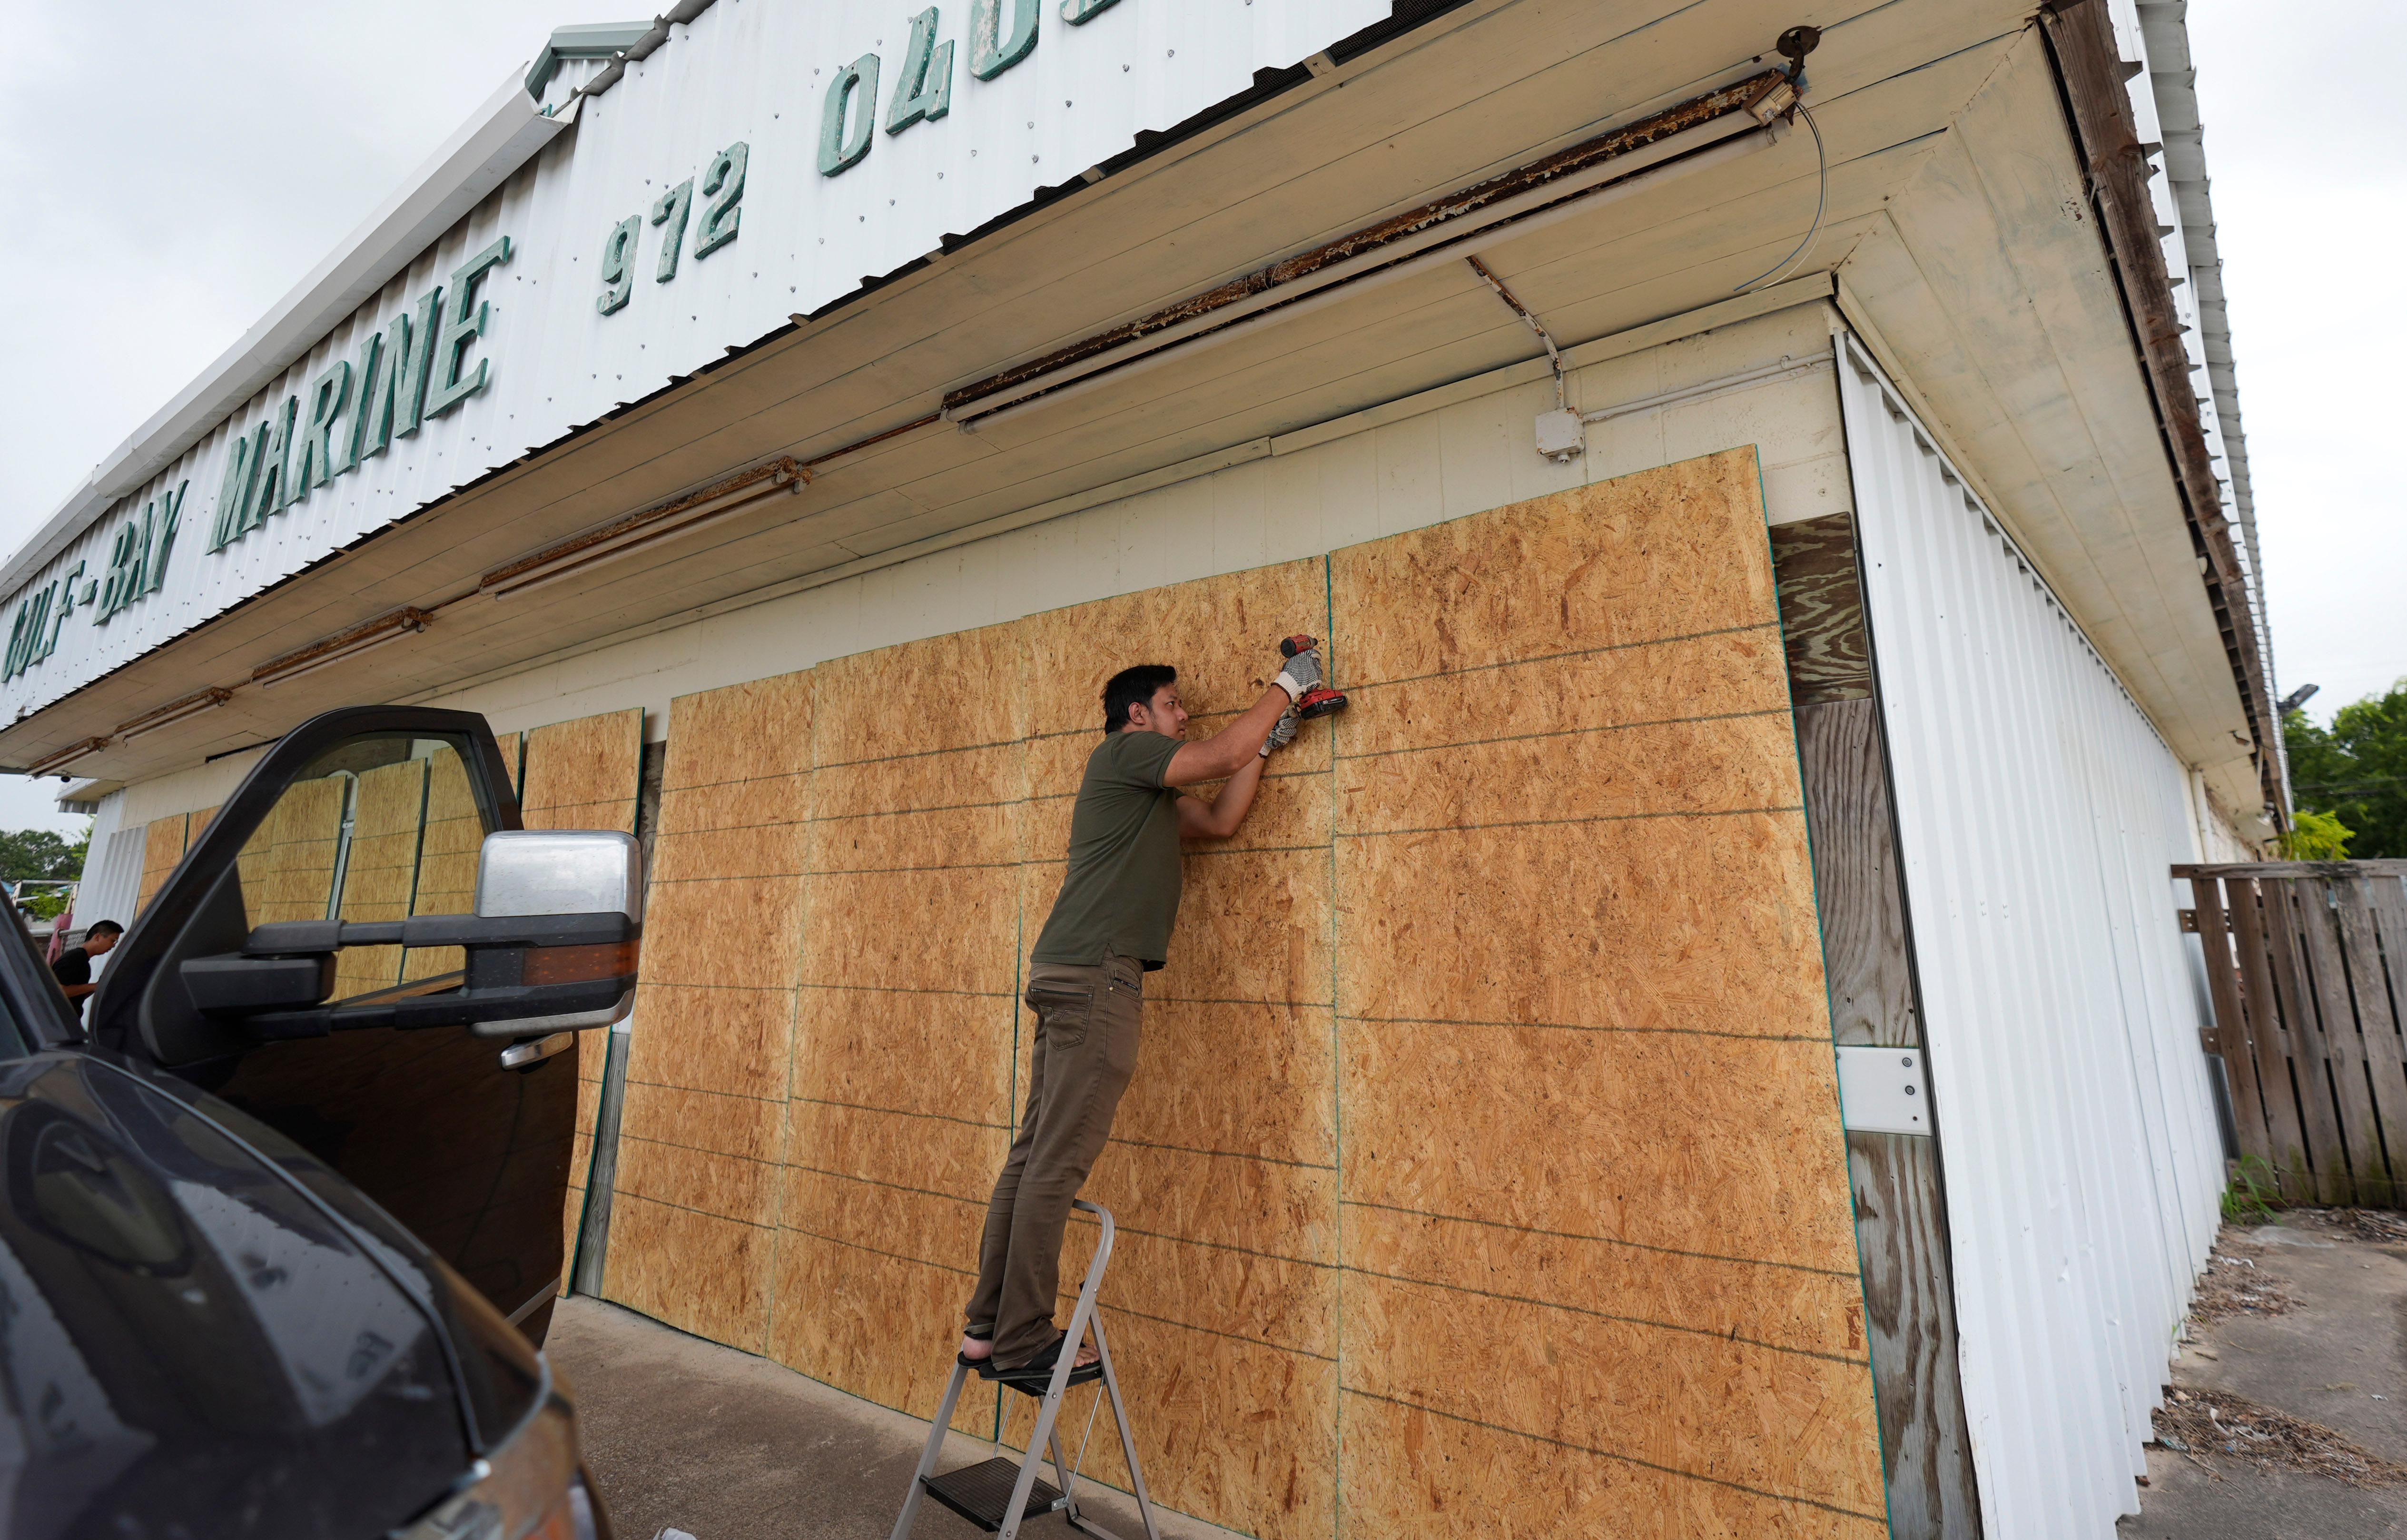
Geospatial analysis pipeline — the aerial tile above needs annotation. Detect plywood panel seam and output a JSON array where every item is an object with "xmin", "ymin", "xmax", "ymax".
[
  {"xmin": 1338, "ymin": 805, "xmax": 1805, "ymax": 840},
  {"xmin": 814, "ymin": 733, "xmax": 1032, "ymax": 772},
  {"xmin": 1064, "ymin": 1212, "xmax": 1341, "ymax": 1273},
  {"xmin": 623, "ymin": 1076, "xmax": 785, "ymax": 1099},
  {"xmin": 809, "ymin": 796, "xmax": 1028, "ymax": 821},
  {"xmin": 1349, "ymin": 619, "xmax": 1784, "ymax": 693},
  {"xmin": 1341, "ymin": 1198, "xmax": 1861, "ymax": 1280},
  {"xmin": 788, "ymin": 1163, "xmax": 989, "ymax": 1209},
  {"xmin": 1054, "ymin": 1295, "xmax": 1339, "ymax": 1365},
  {"xmin": 1342, "ymin": 1012, "xmax": 1832, "ymax": 1044},
  {"xmin": 1341, "ymin": 1388, "xmax": 1885, "ymax": 1524},
  {"xmin": 1333, "ymin": 707, "xmax": 1795, "ymax": 762},
  {"xmin": 809, "ymin": 859, "xmax": 1026, "ymax": 877},
  {"xmin": 617, "ymin": 1190, "xmax": 776, "ymax": 1232},
  {"xmin": 799, "ymin": 983, "xmax": 1016, "ymax": 1000},
  {"xmin": 616, "ymin": 1129, "xmax": 784, "ymax": 1164},
  {"xmin": 1340, "ymin": 1260, "xmax": 1869, "ymax": 1368},
  {"xmin": 1107, "ymin": 1135, "xmax": 1335, "ymax": 1173},
  {"xmin": 1179, "ymin": 842, "xmax": 1332, "ymax": 861},
  {"xmin": 781, "ymin": 1225, "xmax": 980, "ymax": 1280},
  {"xmin": 792, "ymin": 1095, "xmax": 1009, "ymax": 1133},
  {"xmin": 1321, "ymin": 544, "xmax": 1346, "ymax": 1540}
]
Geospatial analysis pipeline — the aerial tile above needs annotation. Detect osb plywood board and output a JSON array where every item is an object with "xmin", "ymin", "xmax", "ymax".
[
  {"xmin": 1328, "ymin": 448, "xmax": 1881, "ymax": 1531},
  {"xmin": 135, "ymin": 814, "xmax": 188, "ymax": 916},
  {"xmin": 1340, "ymin": 1395, "xmax": 1884, "ymax": 1540},
  {"xmin": 1013, "ymin": 559, "xmax": 1325, "ymax": 737},
  {"xmin": 403, "ymin": 746, "xmax": 483, "ymax": 983},
  {"xmin": 592, "ymin": 448, "xmax": 1872, "ymax": 1539},
  {"xmin": 332, "ymin": 758, "xmax": 426, "ymax": 999},
  {"xmin": 235, "ymin": 777, "xmax": 345, "ymax": 926},
  {"xmin": 515, "ymin": 707, "xmax": 646, "ymax": 1295},
  {"xmin": 603, "ymin": 674, "xmax": 811, "ymax": 1344},
  {"xmin": 522, "ymin": 707, "xmax": 642, "ymax": 827}
]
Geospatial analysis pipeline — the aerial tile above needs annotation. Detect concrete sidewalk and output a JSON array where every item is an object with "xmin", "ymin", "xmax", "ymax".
[
  {"xmin": 550, "ymin": 1296, "xmax": 1241, "ymax": 1540},
  {"xmin": 2119, "ymin": 1211, "xmax": 2407, "ymax": 1539}
]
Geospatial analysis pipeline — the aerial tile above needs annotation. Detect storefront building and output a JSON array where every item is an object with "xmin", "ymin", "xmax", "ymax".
[{"xmin": 2, "ymin": 1, "xmax": 2278, "ymax": 1536}]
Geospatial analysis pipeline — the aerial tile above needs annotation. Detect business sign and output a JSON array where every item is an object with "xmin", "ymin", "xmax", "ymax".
[{"xmin": 0, "ymin": 0, "xmax": 1385, "ymax": 718}]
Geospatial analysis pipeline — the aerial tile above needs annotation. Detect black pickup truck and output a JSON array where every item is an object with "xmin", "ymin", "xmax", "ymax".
[{"xmin": 0, "ymin": 707, "xmax": 643, "ymax": 1539}]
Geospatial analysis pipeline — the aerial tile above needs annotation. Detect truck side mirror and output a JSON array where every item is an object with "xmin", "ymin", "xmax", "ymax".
[
  {"xmin": 468, "ymin": 829, "xmax": 644, "ymax": 1039},
  {"xmin": 176, "ymin": 830, "xmax": 642, "ymax": 1043},
  {"xmin": 92, "ymin": 706, "xmax": 647, "ymax": 1070}
]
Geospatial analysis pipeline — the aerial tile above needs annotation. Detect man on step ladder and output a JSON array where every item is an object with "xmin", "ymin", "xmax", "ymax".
[{"xmin": 958, "ymin": 639, "xmax": 1341, "ymax": 1385}]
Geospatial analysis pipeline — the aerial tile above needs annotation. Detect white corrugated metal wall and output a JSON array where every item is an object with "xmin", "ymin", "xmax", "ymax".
[
  {"xmin": 1836, "ymin": 335, "xmax": 2225, "ymax": 1538},
  {"xmin": 78, "ymin": 799, "xmax": 144, "ymax": 942}
]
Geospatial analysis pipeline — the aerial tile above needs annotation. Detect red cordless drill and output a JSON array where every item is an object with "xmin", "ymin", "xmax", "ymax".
[{"xmin": 1278, "ymin": 635, "xmax": 1350, "ymax": 720}]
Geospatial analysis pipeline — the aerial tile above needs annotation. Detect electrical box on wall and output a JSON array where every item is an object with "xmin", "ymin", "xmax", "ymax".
[
  {"xmin": 1835, "ymin": 1045, "xmax": 1932, "ymax": 1135},
  {"xmin": 1533, "ymin": 409, "xmax": 1584, "ymax": 462}
]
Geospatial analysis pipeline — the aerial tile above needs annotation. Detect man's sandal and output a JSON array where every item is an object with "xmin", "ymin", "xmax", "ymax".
[
  {"xmin": 956, "ymin": 1322, "xmax": 995, "ymax": 1370},
  {"xmin": 981, "ymin": 1329, "xmax": 1103, "ymax": 1392}
]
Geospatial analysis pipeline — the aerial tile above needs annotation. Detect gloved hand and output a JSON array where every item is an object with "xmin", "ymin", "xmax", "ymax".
[
  {"xmin": 1273, "ymin": 646, "xmax": 1322, "ymax": 703},
  {"xmin": 1259, "ymin": 708, "xmax": 1299, "ymax": 758}
]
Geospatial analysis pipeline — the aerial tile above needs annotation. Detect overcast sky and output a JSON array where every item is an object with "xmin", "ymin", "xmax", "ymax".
[{"xmin": 0, "ymin": 0, "xmax": 2396, "ymax": 840}]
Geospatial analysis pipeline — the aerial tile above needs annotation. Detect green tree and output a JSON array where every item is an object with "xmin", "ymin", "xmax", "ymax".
[
  {"xmin": 2286, "ymin": 682, "xmax": 2407, "ymax": 859},
  {"xmin": 0, "ymin": 825, "xmax": 90, "ymax": 921},
  {"xmin": 0, "ymin": 827, "xmax": 88, "ymax": 883},
  {"xmin": 2277, "ymin": 808, "xmax": 2352, "ymax": 860}
]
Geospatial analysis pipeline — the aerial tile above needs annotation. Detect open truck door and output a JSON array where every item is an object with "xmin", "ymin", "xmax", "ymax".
[{"xmin": 86, "ymin": 707, "xmax": 640, "ymax": 1342}]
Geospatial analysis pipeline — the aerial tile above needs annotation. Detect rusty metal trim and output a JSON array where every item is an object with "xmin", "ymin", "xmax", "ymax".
[
  {"xmin": 2039, "ymin": 0, "xmax": 2279, "ymax": 815},
  {"xmin": 252, "ymin": 607, "xmax": 434, "ymax": 684},
  {"xmin": 943, "ymin": 71, "xmax": 1783, "ymax": 413},
  {"xmin": 114, "ymin": 686, "xmax": 235, "ymax": 737},
  {"xmin": 479, "ymin": 457, "xmax": 806, "ymax": 590},
  {"xmin": 24, "ymin": 737, "xmax": 113, "ymax": 776}
]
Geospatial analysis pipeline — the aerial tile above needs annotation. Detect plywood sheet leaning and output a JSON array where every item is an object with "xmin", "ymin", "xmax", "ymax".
[
  {"xmin": 236, "ymin": 778, "xmax": 345, "ymax": 927},
  {"xmin": 331, "ymin": 758, "xmax": 428, "ymax": 1000},
  {"xmin": 1329, "ymin": 447, "xmax": 1884, "ymax": 1536},
  {"xmin": 774, "ymin": 629, "xmax": 1022, "ymax": 1443},
  {"xmin": 608, "ymin": 677, "xmax": 809, "ymax": 1352},
  {"xmin": 134, "ymin": 814, "xmax": 189, "ymax": 917},
  {"xmin": 402, "ymin": 747, "xmax": 484, "ymax": 984},
  {"xmin": 1000, "ymin": 559, "xmax": 1341, "ymax": 1540},
  {"xmin": 518, "ymin": 707, "xmax": 646, "ymax": 1293}
]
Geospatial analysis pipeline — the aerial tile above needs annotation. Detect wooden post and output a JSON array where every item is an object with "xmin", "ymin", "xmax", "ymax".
[
  {"xmin": 1774, "ymin": 511, "xmax": 1981, "ymax": 1540},
  {"xmin": 2189, "ymin": 876, "xmax": 2270, "ymax": 1164},
  {"xmin": 2226, "ymin": 879, "xmax": 2315, "ymax": 1198}
]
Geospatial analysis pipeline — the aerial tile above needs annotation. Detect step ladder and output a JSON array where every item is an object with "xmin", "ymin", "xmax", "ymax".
[{"xmin": 889, "ymin": 1199, "xmax": 1162, "ymax": 1540}]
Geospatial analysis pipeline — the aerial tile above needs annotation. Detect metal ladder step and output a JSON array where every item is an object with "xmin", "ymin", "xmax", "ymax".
[
  {"xmin": 889, "ymin": 1199, "xmax": 1162, "ymax": 1540},
  {"xmin": 922, "ymin": 1458, "xmax": 1070, "ymax": 1533}
]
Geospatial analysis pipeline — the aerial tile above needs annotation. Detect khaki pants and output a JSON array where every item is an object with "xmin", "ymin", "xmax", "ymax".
[{"xmin": 967, "ymin": 953, "xmax": 1144, "ymax": 1366}]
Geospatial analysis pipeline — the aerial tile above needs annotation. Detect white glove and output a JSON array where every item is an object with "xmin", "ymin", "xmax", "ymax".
[
  {"xmin": 1260, "ymin": 708, "xmax": 1299, "ymax": 758},
  {"xmin": 1273, "ymin": 647, "xmax": 1322, "ymax": 703}
]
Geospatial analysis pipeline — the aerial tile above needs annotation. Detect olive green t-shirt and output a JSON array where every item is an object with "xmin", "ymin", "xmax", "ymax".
[{"xmin": 1030, "ymin": 730, "xmax": 1186, "ymax": 966}]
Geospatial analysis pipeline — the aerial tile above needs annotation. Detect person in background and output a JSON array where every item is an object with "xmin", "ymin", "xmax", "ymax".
[{"xmin": 51, "ymin": 919, "xmax": 122, "ymax": 1014}]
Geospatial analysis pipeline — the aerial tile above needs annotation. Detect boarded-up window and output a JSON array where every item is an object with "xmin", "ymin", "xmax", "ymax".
[{"xmin": 584, "ymin": 448, "xmax": 1884, "ymax": 1537}]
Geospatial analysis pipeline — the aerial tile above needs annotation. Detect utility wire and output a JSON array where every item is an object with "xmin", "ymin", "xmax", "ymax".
[{"xmin": 1734, "ymin": 103, "xmax": 1827, "ymax": 295}]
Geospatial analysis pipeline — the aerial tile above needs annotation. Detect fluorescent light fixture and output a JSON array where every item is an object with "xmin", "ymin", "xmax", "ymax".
[
  {"xmin": 253, "ymin": 608, "xmax": 432, "ymax": 689},
  {"xmin": 24, "ymin": 737, "xmax": 111, "ymax": 777},
  {"xmin": 942, "ymin": 97, "xmax": 1783, "ymax": 432},
  {"xmin": 116, "ymin": 685, "xmax": 235, "ymax": 741},
  {"xmin": 480, "ymin": 457, "xmax": 807, "ymax": 599}
]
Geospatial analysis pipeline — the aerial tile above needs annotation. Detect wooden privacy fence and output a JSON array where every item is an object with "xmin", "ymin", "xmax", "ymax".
[{"xmin": 2180, "ymin": 860, "xmax": 2407, "ymax": 1207}]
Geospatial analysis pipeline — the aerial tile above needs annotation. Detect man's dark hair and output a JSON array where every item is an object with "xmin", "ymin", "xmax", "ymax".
[
  {"xmin": 84, "ymin": 919, "xmax": 123, "ymax": 939},
  {"xmin": 1102, "ymin": 665, "xmax": 1178, "ymax": 732}
]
